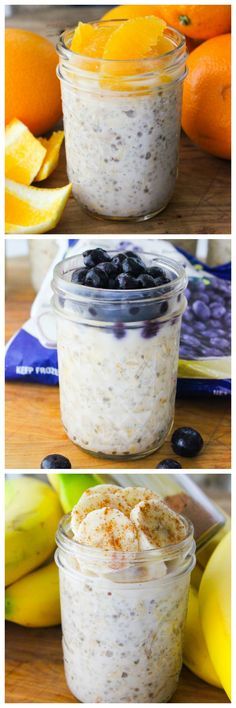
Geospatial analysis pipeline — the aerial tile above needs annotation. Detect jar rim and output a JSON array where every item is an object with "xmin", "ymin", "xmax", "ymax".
[
  {"xmin": 56, "ymin": 511, "xmax": 195, "ymax": 563},
  {"xmin": 57, "ymin": 20, "xmax": 186, "ymax": 66},
  {"xmin": 52, "ymin": 251, "xmax": 188, "ymax": 305}
]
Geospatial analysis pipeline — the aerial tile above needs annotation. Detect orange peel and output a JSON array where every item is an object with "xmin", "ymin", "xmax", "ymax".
[
  {"xmin": 5, "ymin": 178, "xmax": 72, "ymax": 234},
  {"xmin": 5, "ymin": 118, "xmax": 46, "ymax": 185},
  {"xmin": 35, "ymin": 131, "xmax": 64, "ymax": 182}
]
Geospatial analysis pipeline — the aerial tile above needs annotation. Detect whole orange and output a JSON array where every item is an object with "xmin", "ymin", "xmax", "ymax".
[
  {"xmin": 182, "ymin": 34, "xmax": 231, "ymax": 160},
  {"xmin": 158, "ymin": 5, "xmax": 231, "ymax": 39},
  {"xmin": 5, "ymin": 28, "xmax": 62, "ymax": 136},
  {"xmin": 101, "ymin": 5, "xmax": 164, "ymax": 21}
]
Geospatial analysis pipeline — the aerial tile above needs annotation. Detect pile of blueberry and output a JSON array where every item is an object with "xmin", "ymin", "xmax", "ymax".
[
  {"xmin": 180, "ymin": 276, "xmax": 231, "ymax": 359},
  {"xmin": 71, "ymin": 248, "xmax": 171, "ymax": 290}
]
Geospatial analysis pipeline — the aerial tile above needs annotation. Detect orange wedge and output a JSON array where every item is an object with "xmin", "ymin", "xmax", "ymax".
[
  {"xmin": 71, "ymin": 22, "xmax": 95, "ymax": 53},
  {"xmin": 5, "ymin": 118, "xmax": 46, "ymax": 185},
  {"xmin": 102, "ymin": 16, "xmax": 166, "ymax": 60},
  {"xmin": 5, "ymin": 178, "xmax": 72, "ymax": 234},
  {"xmin": 35, "ymin": 131, "xmax": 64, "ymax": 181},
  {"xmin": 71, "ymin": 21, "xmax": 120, "ymax": 59}
]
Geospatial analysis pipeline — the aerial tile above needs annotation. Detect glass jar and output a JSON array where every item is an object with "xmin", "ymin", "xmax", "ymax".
[
  {"xmin": 51, "ymin": 251, "xmax": 187, "ymax": 460},
  {"xmin": 28, "ymin": 239, "xmax": 59, "ymax": 292},
  {"xmin": 55, "ymin": 513, "xmax": 195, "ymax": 703},
  {"xmin": 57, "ymin": 22, "xmax": 187, "ymax": 221}
]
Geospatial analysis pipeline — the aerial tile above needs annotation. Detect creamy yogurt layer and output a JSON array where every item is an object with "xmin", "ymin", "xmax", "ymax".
[
  {"xmin": 56, "ymin": 484, "xmax": 194, "ymax": 703},
  {"xmin": 61, "ymin": 84, "xmax": 182, "ymax": 219}
]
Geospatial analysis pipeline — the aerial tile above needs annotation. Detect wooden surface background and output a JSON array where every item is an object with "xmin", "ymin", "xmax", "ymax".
[
  {"xmin": 5, "ymin": 624, "xmax": 229, "ymax": 704},
  {"xmin": 5, "ymin": 256, "xmax": 231, "ymax": 470},
  {"xmin": 5, "ymin": 486, "xmax": 230, "ymax": 704},
  {"xmin": 6, "ymin": 5, "xmax": 231, "ymax": 235}
]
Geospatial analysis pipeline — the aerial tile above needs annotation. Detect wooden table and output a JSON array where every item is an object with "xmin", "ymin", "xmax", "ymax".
[
  {"xmin": 5, "ymin": 623, "xmax": 229, "ymax": 704},
  {"xmin": 6, "ymin": 6, "xmax": 231, "ymax": 235},
  {"xmin": 5, "ymin": 257, "xmax": 231, "ymax": 470},
  {"xmin": 5, "ymin": 487, "xmax": 230, "ymax": 703}
]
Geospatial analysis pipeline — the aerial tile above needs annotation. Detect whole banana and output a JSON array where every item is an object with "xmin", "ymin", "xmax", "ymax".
[
  {"xmin": 5, "ymin": 560, "xmax": 60, "ymax": 627},
  {"xmin": 183, "ymin": 585, "xmax": 221, "ymax": 687},
  {"xmin": 5, "ymin": 476, "xmax": 62, "ymax": 586},
  {"xmin": 199, "ymin": 532, "xmax": 231, "ymax": 699}
]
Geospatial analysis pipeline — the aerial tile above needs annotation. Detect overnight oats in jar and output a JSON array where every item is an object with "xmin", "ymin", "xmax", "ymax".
[
  {"xmin": 57, "ymin": 17, "xmax": 187, "ymax": 220},
  {"xmin": 55, "ymin": 483, "xmax": 195, "ymax": 703},
  {"xmin": 51, "ymin": 247, "xmax": 187, "ymax": 459}
]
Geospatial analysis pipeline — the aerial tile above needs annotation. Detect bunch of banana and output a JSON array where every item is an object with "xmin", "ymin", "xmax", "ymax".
[{"xmin": 5, "ymin": 474, "xmax": 98, "ymax": 628}]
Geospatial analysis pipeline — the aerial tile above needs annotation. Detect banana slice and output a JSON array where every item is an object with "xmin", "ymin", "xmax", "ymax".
[
  {"xmin": 130, "ymin": 499, "xmax": 187, "ymax": 549},
  {"xmin": 118, "ymin": 486, "xmax": 161, "ymax": 509},
  {"xmin": 71, "ymin": 484, "xmax": 130, "ymax": 533},
  {"xmin": 74, "ymin": 507, "xmax": 139, "ymax": 552}
]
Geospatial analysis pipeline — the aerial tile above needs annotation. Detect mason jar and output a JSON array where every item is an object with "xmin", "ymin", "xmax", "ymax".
[
  {"xmin": 55, "ymin": 513, "xmax": 195, "ymax": 703},
  {"xmin": 51, "ymin": 251, "xmax": 187, "ymax": 459},
  {"xmin": 57, "ymin": 22, "xmax": 187, "ymax": 221}
]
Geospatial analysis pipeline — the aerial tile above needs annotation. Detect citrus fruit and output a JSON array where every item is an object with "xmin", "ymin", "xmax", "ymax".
[
  {"xmin": 182, "ymin": 34, "xmax": 231, "ymax": 160},
  {"xmin": 71, "ymin": 21, "xmax": 117, "ymax": 57},
  {"xmin": 5, "ymin": 118, "xmax": 46, "ymax": 185},
  {"xmin": 5, "ymin": 179, "xmax": 71, "ymax": 234},
  {"xmin": 158, "ymin": 5, "xmax": 231, "ymax": 40},
  {"xmin": 5, "ymin": 28, "xmax": 62, "ymax": 135},
  {"xmin": 102, "ymin": 16, "xmax": 166, "ymax": 60},
  {"xmin": 36, "ymin": 131, "xmax": 64, "ymax": 181},
  {"xmin": 102, "ymin": 6, "xmax": 164, "ymax": 21}
]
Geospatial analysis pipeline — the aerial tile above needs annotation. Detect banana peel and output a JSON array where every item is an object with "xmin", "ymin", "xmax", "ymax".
[
  {"xmin": 183, "ymin": 585, "xmax": 221, "ymax": 687},
  {"xmin": 5, "ymin": 561, "xmax": 60, "ymax": 627},
  {"xmin": 199, "ymin": 532, "xmax": 231, "ymax": 699}
]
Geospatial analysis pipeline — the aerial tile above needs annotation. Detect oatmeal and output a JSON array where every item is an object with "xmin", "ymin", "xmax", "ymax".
[{"xmin": 55, "ymin": 484, "xmax": 195, "ymax": 703}]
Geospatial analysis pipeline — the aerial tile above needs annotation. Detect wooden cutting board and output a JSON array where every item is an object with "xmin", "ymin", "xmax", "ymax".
[
  {"xmin": 6, "ymin": 6, "xmax": 231, "ymax": 236},
  {"xmin": 5, "ymin": 258, "xmax": 231, "ymax": 469}
]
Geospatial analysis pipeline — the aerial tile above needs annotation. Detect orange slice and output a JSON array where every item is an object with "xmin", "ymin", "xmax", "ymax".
[
  {"xmin": 71, "ymin": 21, "xmax": 118, "ymax": 58},
  {"xmin": 5, "ymin": 118, "xmax": 46, "ymax": 185},
  {"xmin": 102, "ymin": 16, "xmax": 166, "ymax": 60},
  {"xmin": 5, "ymin": 178, "xmax": 71, "ymax": 234},
  {"xmin": 71, "ymin": 22, "xmax": 95, "ymax": 53},
  {"xmin": 35, "ymin": 131, "xmax": 64, "ymax": 181}
]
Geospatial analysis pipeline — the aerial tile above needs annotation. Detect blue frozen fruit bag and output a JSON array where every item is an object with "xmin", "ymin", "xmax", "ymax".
[{"xmin": 177, "ymin": 273, "xmax": 231, "ymax": 396}]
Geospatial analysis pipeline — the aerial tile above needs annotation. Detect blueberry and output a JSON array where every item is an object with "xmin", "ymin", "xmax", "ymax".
[
  {"xmin": 40, "ymin": 454, "xmax": 71, "ymax": 469},
  {"xmin": 83, "ymin": 248, "xmax": 111, "ymax": 267},
  {"xmin": 147, "ymin": 266, "xmax": 170, "ymax": 284},
  {"xmin": 210, "ymin": 305, "xmax": 226, "ymax": 319},
  {"xmin": 156, "ymin": 459, "xmax": 182, "ymax": 469},
  {"xmin": 71, "ymin": 267, "xmax": 87, "ymax": 284},
  {"xmin": 192, "ymin": 300, "xmax": 210, "ymax": 321},
  {"xmin": 171, "ymin": 427, "xmax": 203, "ymax": 457},
  {"xmin": 111, "ymin": 253, "xmax": 127, "ymax": 270},
  {"xmin": 115, "ymin": 273, "xmax": 139, "ymax": 289},
  {"xmin": 122, "ymin": 257, "xmax": 146, "ymax": 276},
  {"xmin": 96, "ymin": 261, "xmax": 119, "ymax": 278},
  {"xmin": 141, "ymin": 321, "xmax": 159, "ymax": 338},
  {"xmin": 85, "ymin": 267, "xmax": 108, "ymax": 288},
  {"xmin": 124, "ymin": 251, "xmax": 145, "ymax": 267},
  {"xmin": 136, "ymin": 274, "xmax": 156, "ymax": 288},
  {"xmin": 113, "ymin": 322, "xmax": 126, "ymax": 339}
]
